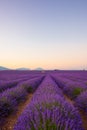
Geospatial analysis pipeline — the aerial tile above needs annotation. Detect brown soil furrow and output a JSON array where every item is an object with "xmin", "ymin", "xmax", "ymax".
[
  {"xmin": 79, "ymin": 110, "xmax": 87, "ymax": 130},
  {"xmin": 1, "ymin": 94, "xmax": 33, "ymax": 130},
  {"xmin": 64, "ymin": 95, "xmax": 74, "ymax": 104}
]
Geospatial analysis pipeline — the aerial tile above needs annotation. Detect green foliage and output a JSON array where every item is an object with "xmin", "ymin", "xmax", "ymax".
[
  {"xmin": 0, "ymin": 97, "xmax": 8, "ymax": 103},
  {"xmin": 0, "ymin": 97, "xmax": 14, "ymax": 116},
  {"xmin": 21, "ymin": 84, "xmax": 33, "ymax": 93},
  {"xmin": 26, "ymin": 86, "xmax": 33, "ymax": 93},
  {"xmin": 35, "ymin": 101, "xmax": 61, "ymax": 111},
  {"xmin": 72, "ymin": 88, "xmax": 82, "ymax": 98},
  {"xmin": 9, "ymin": 91, "xmax": 18, "ymax": 97}
]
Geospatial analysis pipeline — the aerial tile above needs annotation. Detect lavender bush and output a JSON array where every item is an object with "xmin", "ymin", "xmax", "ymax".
[
  {"xmin": 14, "ymin": 75, "xmax": 84, "ymax": 130},
  {"xmin": 0, "ymin": 76, "xmax": 44, "ymax": 125},
  {"xmin": 75, "ymin": 90, "xmax": 87, "ymax": 114}
]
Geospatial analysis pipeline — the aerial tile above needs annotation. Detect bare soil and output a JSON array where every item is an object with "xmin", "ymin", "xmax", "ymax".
[{"xmin": 79, "ymin": 110, "xmax": 87, "ymax": 130}]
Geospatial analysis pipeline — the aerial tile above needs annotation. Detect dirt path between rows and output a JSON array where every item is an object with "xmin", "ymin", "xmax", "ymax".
[
  {"xmin": 1, "ymin": 94, "xmax": 33, "ymax": 130},
  {"xmin": 64, "ymin": 94, "xmax": 87, "ymax": 130},
  {"xmin": 64, "ymin": 95, "xmax": 74, "ymax": 104},
  {"xmin": 79, "ymin": 110, "xmax": 87, "ymax": 130}
]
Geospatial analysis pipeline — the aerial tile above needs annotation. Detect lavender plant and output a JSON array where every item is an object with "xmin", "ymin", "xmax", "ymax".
[
  {"xmin": 14, "ymin": 75, "xmax": 84, "ymax": 130},
  {"xmin": 0, "ymin": 76, "xmax": 44, "ymax": 125},
  {"xmin": 75, "ymin": 90, "xmax": 87, "ymax": 114}
]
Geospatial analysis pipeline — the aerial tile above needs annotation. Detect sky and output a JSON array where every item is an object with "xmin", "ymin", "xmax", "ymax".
[{"xmin": 0, "ymin": 0, "xmax": 87, "ymax": 70}]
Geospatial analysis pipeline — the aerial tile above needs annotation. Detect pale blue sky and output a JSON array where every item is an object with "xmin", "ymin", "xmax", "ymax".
[{"xmin": 0, "ymin": 0, "xmax": 87, "ymax": 69}]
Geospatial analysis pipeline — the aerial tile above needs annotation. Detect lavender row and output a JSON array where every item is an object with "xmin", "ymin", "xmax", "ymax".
[
  {"xmin": 0, "ymin": 74, "xmax": 41, "ymax": 93},
  {"xmin": 50, "ymin": 71, "xmax": 87, "ymax": 87},
  {"xmin": 51, "ymin": 74, "xmax": 87, "ymax": 115},
  {"xmin": 0, "ymin": 76, "xmax": 44, "ymax": 126},
  {"xmin": 50, "ymin": 71, "xmax": 87, "ymax": 82},
  {"xmin": 0, "ymin": 70, "xmax": 45, "ymax": 81},
  {"xmin": 75, "ymin": 90, "xmax": 87, "ymax": 114},
  {"xmin": 14, "ymin": 75, "xmax": 83, "ymax": 130},
  {"xmin": 52, "ymin": 75, "xmax": 87, "ymax": 100},
  {"xmin": 0, "ymin": 77, "xmax": 29, "ymax": 93}
]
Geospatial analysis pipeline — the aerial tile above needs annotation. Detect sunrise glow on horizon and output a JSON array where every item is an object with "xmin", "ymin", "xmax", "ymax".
[{"xmin": 0, "ymin": 0, "xmax": 87, "ymax": 70}]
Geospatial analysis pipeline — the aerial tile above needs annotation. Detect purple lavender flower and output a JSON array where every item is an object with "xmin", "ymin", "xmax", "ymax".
[
  {"xmin": 14, "ymin": 75, "xmax": 84, "ymax": 130},
  {"xmin": 75, "ymin": 90, "xmax": 87, "ymax": 114}
]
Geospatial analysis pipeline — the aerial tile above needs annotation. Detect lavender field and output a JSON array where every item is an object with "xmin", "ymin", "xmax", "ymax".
[{"xmin": 0, "ymin": 70, "xmax": 87, "ymax": 130}]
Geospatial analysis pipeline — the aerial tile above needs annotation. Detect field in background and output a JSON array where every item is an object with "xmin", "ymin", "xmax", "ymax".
[{"xmin": 0, "ymin": 70, "xmax": 87, "ymax": 130}]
